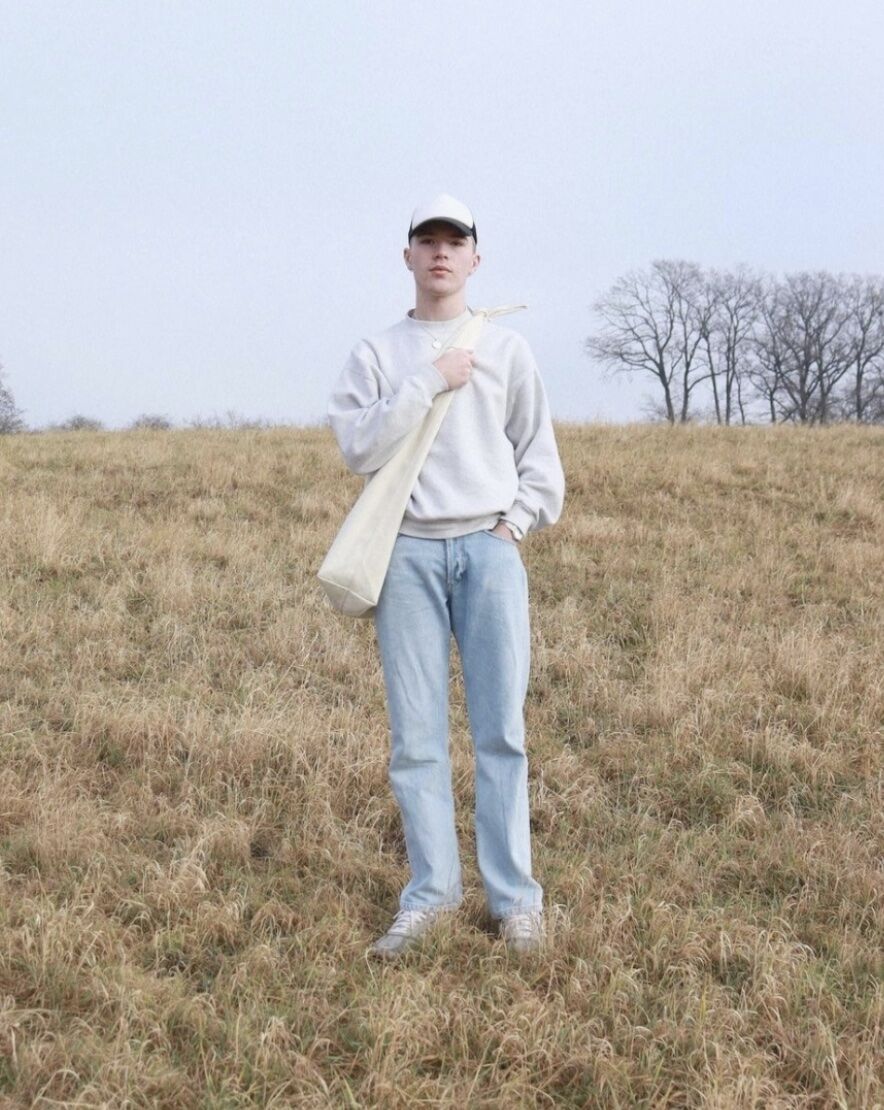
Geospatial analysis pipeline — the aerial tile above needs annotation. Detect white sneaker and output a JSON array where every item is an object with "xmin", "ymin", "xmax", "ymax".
[
  {"xmin": 369, "ymin": 906, "xmax": 456, "ymax": 961},
  {"xmin": 499, "ymin": 911, "xmax": 545, "ymax": 954}
]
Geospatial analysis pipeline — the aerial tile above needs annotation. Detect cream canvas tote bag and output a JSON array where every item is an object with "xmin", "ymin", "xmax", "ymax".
[{"xmin": 318, "ymin": 304, "xmax": 526, "ymax": 618}]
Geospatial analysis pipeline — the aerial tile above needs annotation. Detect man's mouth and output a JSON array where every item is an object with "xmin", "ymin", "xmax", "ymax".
[{"xmin": 431, "ymin": 268, "xmax": 451, "ymax": 275}]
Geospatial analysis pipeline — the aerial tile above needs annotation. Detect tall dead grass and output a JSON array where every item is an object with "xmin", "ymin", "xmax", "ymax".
[{"xmin": 0, "ymin": 424, "xmax": 881, "ymax": 1107}]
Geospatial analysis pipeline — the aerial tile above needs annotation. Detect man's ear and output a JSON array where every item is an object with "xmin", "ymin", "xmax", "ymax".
[
  {"xmin": 471, "ymin": 251, "xmax": 481, "ymax": 273},
  {"xmin": 403, "ymin": 246, "xmax": 413, "ymax": 271}
]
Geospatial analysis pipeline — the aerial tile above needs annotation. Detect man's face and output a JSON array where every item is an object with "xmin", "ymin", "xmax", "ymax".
[{"xmin": 403, "ymin": 221, "xmax": 480, "ymax": 297}]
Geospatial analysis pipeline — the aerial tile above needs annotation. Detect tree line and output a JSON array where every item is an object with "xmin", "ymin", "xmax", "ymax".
[
  {"xmin": 5, "ymin": 266, "xmax": 884, "ymax": 434},
  {"xmin": 0, "ymin": 370, "xmax": 273, "ymax": 435},
  {"xmin": 587, "ymin": 262, "xmax": 884, "ymax": 425}
]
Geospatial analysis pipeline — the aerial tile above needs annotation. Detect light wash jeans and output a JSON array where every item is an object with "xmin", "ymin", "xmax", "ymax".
[{"xmin": 373, "ymin": 528, "xmax": 544, "ymax": 920}]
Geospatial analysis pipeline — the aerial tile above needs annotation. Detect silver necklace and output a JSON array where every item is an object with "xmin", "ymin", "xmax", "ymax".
[{"xmin": 409, "ymin": 308, "xmax": 472, "ymax": 350}]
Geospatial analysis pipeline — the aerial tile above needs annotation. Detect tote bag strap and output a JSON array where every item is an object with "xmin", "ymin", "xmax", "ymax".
[
  {"xmin": 422, "ymin": 303, "xmax": 527, "ymax": 439},
  {"xmin": 317, "ymin": 303, "xmax": 527, "ymax": 617}
]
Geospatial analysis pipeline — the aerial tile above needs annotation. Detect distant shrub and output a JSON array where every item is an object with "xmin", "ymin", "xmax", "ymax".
[
  {"xmin": 54, "ymin": 415, "xmax": 105, "ymax": 432},
  {"xmin": 130, "ymin": 413, "xmax": 174, "ymax": 431},
  {"xmin": 188, "ymin": 410, "xmax": 272, "ymax": 430}
]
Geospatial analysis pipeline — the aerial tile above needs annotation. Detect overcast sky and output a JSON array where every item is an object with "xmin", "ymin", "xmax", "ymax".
[{"xmin": 2, "ymin": 1, "xmax": 882, "ymax": 428}]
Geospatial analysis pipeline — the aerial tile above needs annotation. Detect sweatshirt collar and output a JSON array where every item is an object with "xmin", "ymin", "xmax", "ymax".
[{"xmin": 405, "ymin": 306, "xmax": 474, "ymax": 327}]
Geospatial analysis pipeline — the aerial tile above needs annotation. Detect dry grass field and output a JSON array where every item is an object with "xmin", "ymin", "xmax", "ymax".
[{"xmin": 0, "ymin": 423, "xmax": 881, "ymax": 1108}]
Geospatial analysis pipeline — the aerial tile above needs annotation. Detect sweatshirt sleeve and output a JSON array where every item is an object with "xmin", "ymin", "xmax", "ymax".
[
  {"xmin": 327, "ymin": 340, "xmax": 449, "ymax": 475},
  {"xmin": 499, "ymin": 336, "xmax": 565, "ymax": 536}
]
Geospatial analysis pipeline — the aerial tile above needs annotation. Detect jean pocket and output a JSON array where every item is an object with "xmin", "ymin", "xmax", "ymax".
[{"xmin": 483, "ymin": 528, "xmax": 521, "ymax": 550}]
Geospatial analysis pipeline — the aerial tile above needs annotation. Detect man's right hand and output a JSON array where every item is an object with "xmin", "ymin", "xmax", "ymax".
[{"xmin": 434, "ymin": 347, "xmax": 475, "ymax": 390}]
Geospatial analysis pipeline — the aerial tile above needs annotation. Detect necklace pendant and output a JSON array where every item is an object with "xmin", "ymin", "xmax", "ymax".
[{"xmin": 432, "ymin": 340, "xmax": 442, "ymax": 349}]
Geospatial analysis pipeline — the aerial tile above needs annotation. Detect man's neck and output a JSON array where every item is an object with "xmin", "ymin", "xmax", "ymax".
[{"xmin": 411, "ymin": 291, "xmax": 468, "ymax": 322}]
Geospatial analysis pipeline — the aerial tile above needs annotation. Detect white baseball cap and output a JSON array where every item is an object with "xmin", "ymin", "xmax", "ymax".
[{"xmin": 408, "ymin": 193, "xmax": 477, "ymax": 242}]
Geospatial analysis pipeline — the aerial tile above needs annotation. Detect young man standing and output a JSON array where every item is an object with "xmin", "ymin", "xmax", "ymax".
[{"xmin": 327, "ymin": 194, "xmax": 565, "ymax": 958}]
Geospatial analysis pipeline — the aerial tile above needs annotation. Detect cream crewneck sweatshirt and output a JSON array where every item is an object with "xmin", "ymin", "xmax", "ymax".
[{"xmin": 327, "ymin": 307, "xmax": 565, "ymax": 540}]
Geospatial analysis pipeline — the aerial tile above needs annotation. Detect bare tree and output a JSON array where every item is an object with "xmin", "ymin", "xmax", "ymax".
[
  {"xmin": 751, "ymin": 272, "xmax": 853, "ymax": 424},
  {"xmin": 700, "ymin": 267, "xmax": 761, "ymax": 425},
  {"xmin": 0, "ymin": 363, "xmax": 25, "ymax": 434},
  {"xmin": 747, "ymin": 276, "xmax": 789, "ymax": 423},
  {"xmin": 587, "ymin": 260, "xmax": 710, "ymax": 423},
  {"xmin": 840, "ymin": 275, "xmax": 884, "ymax": 422}
]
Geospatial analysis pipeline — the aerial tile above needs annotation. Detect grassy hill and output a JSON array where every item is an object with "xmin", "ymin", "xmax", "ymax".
[{"xmin": 0, "ymin": 424, "xmax": 881, "ymax": 1107}]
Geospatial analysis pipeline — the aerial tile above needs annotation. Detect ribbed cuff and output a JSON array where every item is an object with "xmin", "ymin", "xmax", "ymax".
[
  {"xmin": 502, "ymin": 502, "xmax": 534, "ymax": 538},
  {"xmin": 499, "ymin": 519, "xmax": 524, "ymax": 542}
]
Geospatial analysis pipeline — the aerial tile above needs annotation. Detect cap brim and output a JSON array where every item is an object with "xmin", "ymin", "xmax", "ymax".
[{"xmin": 409, "ymin": 218, "xmax": 475, "ymax": 239}]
